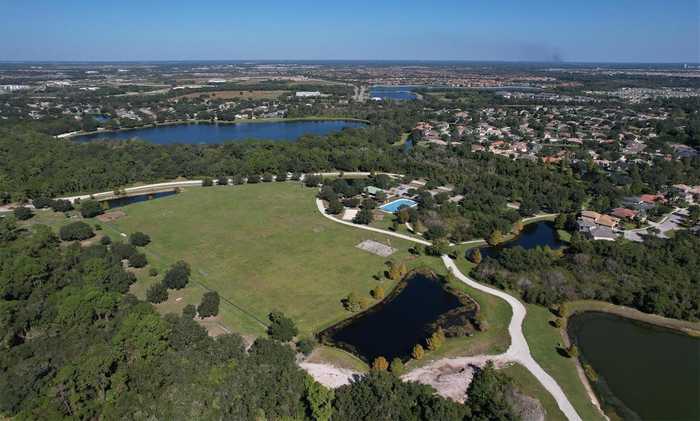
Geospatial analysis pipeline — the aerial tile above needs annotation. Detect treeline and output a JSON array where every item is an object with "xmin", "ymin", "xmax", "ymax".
[
  {"xmin": 0, "ymin": 220, "xmax": 528, "ymax": 420},
  {"xmin": 472, "ymin": 231, "xmax": 700, "ymax": 321}
]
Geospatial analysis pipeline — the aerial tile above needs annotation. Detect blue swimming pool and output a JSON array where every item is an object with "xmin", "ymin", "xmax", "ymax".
[{"xmin": 380, "ymin": 198, "xmax": 418, "ymax": 213}]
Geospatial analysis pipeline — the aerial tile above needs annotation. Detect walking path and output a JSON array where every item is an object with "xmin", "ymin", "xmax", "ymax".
[{"xmin": 314, "ymin": 199, "xmax": 583, "ymax": 421}]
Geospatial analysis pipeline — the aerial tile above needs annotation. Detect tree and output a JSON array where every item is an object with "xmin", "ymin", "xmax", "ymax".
[
  {"xmin": 13, "ymin": 206, "xmax": 32, "ymax": 220},
  {"xmin": 304, "ymin": 375, "xmax": 334, "ymax": 421},
  {"xmin": 343, "ymin": 292, "xmax": 361, "ymax": 312},
  {"xmin": 327, "ymin": 198, "xmax": 344, "ymax": 215},
  {"xmin": 487, "ymin": 230, "xmax": 504, "ymax": 246},
  {"xmin": 371, "ymin": 285, "xmax": 385, "ymax": 300},
  {"xmin": 163, "ymin": 261, "xmax": 190, "ymax": 289},
  {"xmin": 469, "ymin": 248, "xmax": 482, "ymax": 264},
  {"xmin": 387, "ymin": 261, "xmax": 407, "ymax": 280},
  {"xmin": 371, "ymin": 356, "xmax": 389, "ymax": 371},
  {"xmin": 100, "ymin": 235, "xmax": 112, "ymax": 245},
  {"xmin": 267, "ymin": 310, "xmax": 298, "ymax": 342},
  {"xmin": 80, "ymin": 199, "xmax": 103, "ymax": 218},
  {"xmin": 111, "ymin": 242, "xmax": 137, "ymax": 260},
  {"xmin": 59, "ymin": 221, "xmax": 95, "ymax": 241},
  {"xmin": 128, "ymin": 253, "xmax": 148, "ymax": 268},
  {"xmin": 389, "ymin": 358, "xmax": 405, "ymax": 376},
  {"xmin": 182, "ymin": 304, "xmax": 197, "ymax": 319},
  {"xmin": 262, "ymin": 173, "xmax": 274, "ymax": 182},
  {"xmin": 275, "ymin": 171, "xmax": 287, "ymax": 182},
  {"xmin": 202, "ymin": 177, "xmax": 213, "ymax": 187},
  {"xmin": 197, "ymin": 291, "xmax": 220, "ymax": 318},
  {"xmin": 296, "ymin": 337, "xmax": 316, "ymax": 356},
  {"xmin": 352, "ymin": 207, "xmax": 374, "ymax": 225},
  {"xmin": 411, "ymin": 344, "xmax": 424, "ymax": 360},
  {"xmin": 129, "ymin": 231, "xmax": 151, "ymax": 247},
  {"xmin": 466, "ymin": 361, "xmax": 517, "ymax": 420},
  {"xmin": 554, "ymin": 213, "xmax": 567, "ymax": 230},
  {"xmin": 146, "ymin": 282, "xmax": 168, "ymax": 303},
  {"xmin": 51, "ymin": 199, "xmax": 73, "ymax": 212},
  {"xmin": 247, "ymin": 174, "xmax": 260, "ymax": 183},
  {"xmin": 566, "ymin": 344, "xmax": 579, "ymax": 358},
  {"xmin": 217, "ymin": 176, "xmax": 229, "ymax": 186},
  {"xmin": 426, "ymin": 327, "xmax": 446, "ymax": 351}
]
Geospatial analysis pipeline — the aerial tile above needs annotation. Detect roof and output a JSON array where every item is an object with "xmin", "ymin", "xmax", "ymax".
[
  {"xmin": 610, "ymin": 207, "xmax": 638, "ymax": 219},
  {"xmin": 365, "ymin": 186, "xmax": 384, "ymax": 195}
]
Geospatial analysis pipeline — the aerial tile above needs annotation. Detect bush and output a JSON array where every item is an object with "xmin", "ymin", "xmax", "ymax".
[
  {"xmin": 111, "ymin": 242, "xmax": 137, "ymax": 260},
  {"xmin": 148, "ymin": 267, "xmax": 158, "ymax": 277},
  {"xmin": 202, "ymin": 177, "xmax": 213, "ymax": 187},
  {"xmin": 275, "ymin": 171, "xmax": 287, "ymax": 182},
  {"xmin": 217, "ymin": 176, "xmax": 229, "ymax": 186},
  {"xmin": 372, "ymin": 356, "xmax": 389, "ymax": 371},
  {"xmin": 296, "ymin": 337, "xmax": 316, "ymax": 356},
  {"xmin": 304, "ymin": 174, "xmax": 322, "ymax": 187},
  {"xmin": 371, "ymin": 285, "xmax": 385, "ymax": 300},
  {"xmin": 146, "ymin": 282, "xmax": 168, "ymax": 303},
  {"xmin": 183, "ymin": 304, "xmax": 197, "ymax": 319},
  {"xmin": 267, "ymin": 310, "xmax": 298, "ymax": 342},
  {"xmin": 128, "ymin": 253, "xmax": 148, "ymax": 268},
  {"xmin": 13, "ymin": 206, "xmax": 33, "ymax": 220},
  {"xmin": 290, "ymin": 172, "xmax": 302, "ymax": 181},
  {"xmin": 51, "ymin": 199, "xmax": 73, "ymax": 212},
  {"xmin": 326, "ymin": 198, "xmax": 344, "ymax": 215},
  {"xmin": 247, "ymin": 174, "xmax": 260, "ymax": 184},
  {"xmin": 32, "ymin": 197, "xmax": 53, "ymax": 209},
  {"xmin": 129, "ymin": 231, "xmax": 151, "ymax": 247},
  {"xmin": 411, "ymin": 344, "xmax": 424, "ymax": 360},
  {"xmin": 198, "ymin": 291, "xmax": 220, "ymax": 318},
  {"xmin": 262, "ymin": 173, "xmax": 274, "ymax": 182},
  {"xmin": 80, "ymin": 199, "xmax": 103, "ymax": 218},
  {"xmin": 352, "ymin": 208, "xmax": 374, "ymax": 225},
  {"xmin": 232, "ymin": 175, "xmax": 245, "ymax": 185},
  {"xmin": 59, "ymin": 221, "xmax": 94, "ymax": 241},
  {"xmin": 390, "ymin": 358, "xmax": 405, "ymax": 375},
  {"xmin": 100, "ymin": 236, "xmax": 112, "ymax": 245},
  {"xmin": 163, "ymin": 260, "xmax": 191, "ymax": 289}
]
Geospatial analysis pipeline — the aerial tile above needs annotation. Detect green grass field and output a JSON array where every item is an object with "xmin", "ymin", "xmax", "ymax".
[
  {"xmin": 105, "ymin": 183, "xmax": 424, "ymax": 336},
  {"xmin": 523, "ymin": 304, "xmax": 605, "ymax": 421}
]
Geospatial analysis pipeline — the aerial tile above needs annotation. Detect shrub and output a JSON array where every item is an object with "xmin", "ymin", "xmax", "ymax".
[
  {"xmin": 247, "ymin": 174, "xmax": 260, "ymax": 183},
  {"xmin": 296, "ymin": 337, "xmax": 316, "ymax": 356},
  {"xmin": 583, "ymin": 364, "xmax": 598, "ymax": 382},
  {"xmin": 566, "ymin": 344, "xmax": 579, "ymax": 358},
  {"xmin": 100, "ymin": 235, "xmax": 112, "ymax": 245},
  {"xmin": 343, "ymin": 292, "xmax": 361, "ymax": 312},
  {"xmin": 468, "ymin": 248, "xmax": 482, "ymax": 264},
  {"xmin": 59, "ymin": 221, "xmax": 94, "ymax": 241},
  {"xmin": 202, "ymin": 177, "xmax": 213, "ymax": 187},
  {"xmin": 13, "ymin": 206, "xmax": 33, "ymax": 220},
  {"xmin": 352, "ymin": 208, "xmax": 374, "ymax": 225},
  {"xmin": 128, "ymin": 253, "xmax": 148, "ymax": 268},
  {"xmin": 262, "ymin": 173, "xmax": 274, "ymax": 182},
  {"xmin": 198, "ymin": 291, "xmax": 220, "ymax": 318},
  {"xmin": 32, "ymin": 197, "xmax": 53, "ymax": 209},
  {"xmin": 371, "ymin": 285, "xmax": 385, "ymax": 300},
  {"xmin": 129, "ymin": 231, "xmax": 151, "ymax": 247},
  {"xmin": 411, "ymin": 344, "xmax": 424, "ymax": 360},
  {"xmin": 426, "ymin": 328, "xmax": 446, "ymax": 351},
  {"xmin": 217, "ymin": 176, "xmax": 229, "ymax": 186},
  {"xmin": 80, "ymin": 199, "xmax": 103, "ymax": 218},
  {"xmin": 304, "ymin": 174, "xmax": 322, "ymax": 187},
  {"xmin": 326, "ymin": 199, "xmax": 344, "ymax": 215},
  {"xmin": 163, "ymin": 260, "xmax": 191, "ymax": 289},
  {"xmin": 146, "ymin": 282, "xmax": 168, "ymax": 303},
  {"xmin": 182, "ymin": 304, "xmax": 197, "ymax": 319},
  {"xmin": 111, "ymin": 242, "xmax": 137, "ymax": 260},
  {"xmin": 275, "ymin": 171, "xmax": 287, "ymax": 182},
  {"xmin": 51, "ymin": 199, "xmax": 73, "ymax": 212},
  {"xmin": 267, "ymin": 310, "xmax": 298, "ymax": 342},
  {"xmin": 390, "ymin": 358, "xmax": 405, "ymax": 376},
  {"xmin": 371, "ymin": 356, "xmax": 389, "ymax": 371},
  {"xmin": 232, "ymin": 175, "xmax": 245, "ymax": 185},
  {"xmin": 290, "ymin": 172, "xmax": 302, "ymax": 181},
  {"xmin": 149, "ymin": 267, "xmax": 158, "ymax": 277}
]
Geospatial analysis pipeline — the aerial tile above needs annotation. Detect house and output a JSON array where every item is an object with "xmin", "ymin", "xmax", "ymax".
[
  {"xmin": 639, "ymin": 194, "xmax": 666, "ymax": 204},
  {"xmin": 577, "ymin": 211, "xmax": 620, "ymax": 241},
  {"xmin": 610, "ymin": 207, "xmax": 638, "ymax": 220},
  {"xmin": 364, "ymin": 186, "xmax": 384, "ymax": 197}
]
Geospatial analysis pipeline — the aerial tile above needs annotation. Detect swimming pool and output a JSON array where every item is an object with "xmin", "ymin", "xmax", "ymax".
[{"xmin": 379, "ymin": 198, "xmax": 418, "ymax": 213}]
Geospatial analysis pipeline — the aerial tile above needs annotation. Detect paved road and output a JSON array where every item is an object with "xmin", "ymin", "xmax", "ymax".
[{"xmin": 316, "ymin": 199, "xmax": 583, "ymax": 421}]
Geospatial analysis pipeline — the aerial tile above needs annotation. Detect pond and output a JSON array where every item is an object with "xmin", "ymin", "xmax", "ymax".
[
  {"xmin": 75, "ymin": 120, "xmax": 367, "ymax": 144},
  {"xmin": 319, "ymin": 272, "xmax": 474, "ymax": 363},
  {"xmin": 481, "ymin": 221, "xmax": 564, "ymax": 259},
  {"xmin": 100, "ymin": 190, "xmax": 177, "ymax": 209},
  {"xmin": 370, "ymin": 86, "xmax": 417, "ymax": 101},
  {"xmin": 568, "ymin": 312, "xmax": 700, "ymax": 421}
]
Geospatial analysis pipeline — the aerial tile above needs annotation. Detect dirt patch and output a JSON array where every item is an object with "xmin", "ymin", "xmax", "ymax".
[
  {"xmin": 356, "ymin": 239, "xmax": 397, "ymax": 257},
  {"xmin": 299, "ymin": 362, "xmax": 359, "ymax": 389},
  {"xmin": 97, "ymin": 210, "xmax": 126, "ymax": 222}
]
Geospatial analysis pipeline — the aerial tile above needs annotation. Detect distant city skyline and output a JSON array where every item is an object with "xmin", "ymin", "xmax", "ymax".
[{"xmin": 2, "ymin": 0, "xmax": 698, "ymax": 63}]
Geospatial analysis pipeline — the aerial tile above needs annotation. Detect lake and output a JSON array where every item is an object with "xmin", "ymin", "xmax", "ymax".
[
  {"xmin": 75, "ymin": 120, "xmax": 367, "ymax": 144},
  {"xmin": 568, "ymin": 312, "xmax": 700, "ymax": 421},
  {"xmin": 319, "ymin": 272, "xmax": 469, "ymax": 363},
  {"xmin": 101, "ymin": 190, "xmax": 177, "ymax": 209},
  {"xmin": 482, "ymin": 221, "xmax": 564, "ymax": 259},
  {"xmin": 370, "ymin": 86, "xmax": 417, "ymax": 100}
]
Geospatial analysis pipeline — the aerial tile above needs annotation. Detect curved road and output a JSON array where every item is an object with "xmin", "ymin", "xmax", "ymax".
[{"xmin": 316, "ymin": 199, "xmax": 582, "ymax": 421}]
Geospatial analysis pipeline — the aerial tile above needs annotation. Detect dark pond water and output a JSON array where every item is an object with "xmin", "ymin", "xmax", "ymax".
[
  {"xmin": 320, "ymin": 273, "xmax": 463, "ymax": 362},
  {"xmin": 481, "ymin": 221, "xmax": 564, "ymax": 259},
  {"xmin": 370, "ymin": 86, "xmax": 417, "ymax": 100},
  {"xmin": 568, "ymin": 312, "xmax": 700, "ymax": 421},
  {"xmin": 100, "ymin": 190, "xmax": 177, "ymax": 209},
  {"xmin": 76, "ymin": 120, "xmax": 367, "ymax": 144}
]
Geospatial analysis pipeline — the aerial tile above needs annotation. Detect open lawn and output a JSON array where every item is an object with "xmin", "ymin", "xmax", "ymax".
[
  {"xmin": 523, "ymin": 304, "xmax": 605, "ymax": 421},
  {"xmin": 105, "ymin": 183, "xmax": 422, "ymax": 336},
  {"xmin": 174, "ymin": 89, "xmax": 289, "ymax": 100}
]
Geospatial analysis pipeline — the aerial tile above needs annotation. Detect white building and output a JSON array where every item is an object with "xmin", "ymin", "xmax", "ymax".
[{"xmin": 295, "ymin": 91, "xmax": 322, "ymax": 98}]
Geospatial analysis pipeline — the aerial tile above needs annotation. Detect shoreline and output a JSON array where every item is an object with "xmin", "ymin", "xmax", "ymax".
[{"xmin": 55, "ymin": 116, "xmax": 371, "ymax": 139}]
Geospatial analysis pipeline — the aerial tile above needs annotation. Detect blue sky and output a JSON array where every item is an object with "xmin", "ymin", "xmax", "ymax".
[{"xmin": 2, "ymin": 0, "xmax": 698, "ymax": 62}]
